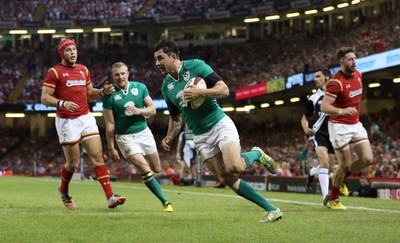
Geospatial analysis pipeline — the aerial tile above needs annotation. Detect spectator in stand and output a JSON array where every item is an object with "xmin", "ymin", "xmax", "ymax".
[
  {"xmin": 381, "ymin": 159, "xmax": 395, "ymax": 177},
  {"xmin": 349, "ymin": 176, "xmax": 376, "ymax": 197},
  {"xmin": 40, "ymin": 38, "xmax": 125, "ymax": 210}
]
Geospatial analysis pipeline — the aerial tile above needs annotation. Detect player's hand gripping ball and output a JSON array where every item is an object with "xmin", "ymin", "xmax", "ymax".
[{"xmin": 185, "ymin": 77, "xmax": 207, "ymax": 109}]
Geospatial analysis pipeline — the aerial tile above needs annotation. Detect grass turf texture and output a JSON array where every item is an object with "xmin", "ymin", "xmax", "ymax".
[{"xmin": 0, "ymin": 176, "xmax": 399, "ymax": 243}]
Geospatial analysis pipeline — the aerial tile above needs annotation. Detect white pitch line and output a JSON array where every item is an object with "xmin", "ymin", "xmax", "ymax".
[
  {"xmin": 161, "ymin": 188, "xmax": 400, "ymax": 214},
  {"xmin": 45, "ymin": 179, "xmax": 400, "ymax": 214}
]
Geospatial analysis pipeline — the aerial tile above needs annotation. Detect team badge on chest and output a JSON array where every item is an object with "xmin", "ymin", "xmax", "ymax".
[
  {"xmin": 131, "ymin": 88, "xmax": 138, "ymax": 96},
  {"xmin": 183, "ymin": 71, "xmax": 190, "ymax": 82}
]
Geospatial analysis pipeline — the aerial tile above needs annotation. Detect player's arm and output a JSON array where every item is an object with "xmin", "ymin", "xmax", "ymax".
[
  {"xmin": 321, "ymin": 79, "xmax": 357, "ymax": 116},
  {"xmin": 41, "ymin": 86, "xmax": 58, "ymax": 107},
  {"xmin": 301, "ymin": 100, "xmax": 315, "ymax": 136},
  {"xmin": 103, "ymin": 108, "xmax": 120, "ymax": 162},
  {"xmin": 87, "ymin": 81, "xmax": 115, "ymax": 100},
  {"xmin": 41, "ymin": 86, "xmax": 78, "ymax": 112},
  {"xmin": 321, "ymin": 95, "xmax": 357, "ymax": 116},
  {"xmin": 301, "ymin": 115, "xmax": 315, "ymax": 136},
  {"xmin": 198, "ymin": 80, "xmax": 229, "ymax": 98},
  {"xmin": 185, "ymin": 72, "xmax": 229, "ymax": 100},
  {"xmin": 161, "ymin": 100, "xmax": 182, "ymax": 151},
  {"xmin": 320, "ymin": 95, "xmax": 342, "ymax": 115},
  {"xmin": 162, "ymin": 114, "xmax": 183, "ymax": 151},
  {"xmin": 127, "ymin": 95, "xmax": 156, "ymax": 118}
]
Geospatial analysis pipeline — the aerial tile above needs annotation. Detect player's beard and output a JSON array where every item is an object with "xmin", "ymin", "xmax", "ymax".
[{"xmin": 344, "ymin": 65, "xmax": 355, "ymax": 75}]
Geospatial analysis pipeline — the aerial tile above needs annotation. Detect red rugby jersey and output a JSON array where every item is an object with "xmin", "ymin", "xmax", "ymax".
[
  {"xmin": 325, "ymin": 70, "xmax": 363, "ymax": 125},
  {"xmin": 43, "ymin": 63, "xmax": 91, "ymax": 118}
]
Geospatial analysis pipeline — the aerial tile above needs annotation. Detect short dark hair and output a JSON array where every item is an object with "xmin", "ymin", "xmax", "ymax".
[
  {"xmin": 337, "ymin": 47, "xmax": 355, "ymax": 61},
  {"xmin": 154, "ymin": 39, "xmax": 180, "ymax": 58},
  {"xmin": 315, "ymin": 67, "xmax": 331, "ymax": 79}
]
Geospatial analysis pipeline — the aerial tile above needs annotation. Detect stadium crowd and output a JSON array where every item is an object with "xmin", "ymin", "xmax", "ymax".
[
  {"xmin": 45, "ymin": 0, "xmax": 146, "ymax": 20},
  {"xmin": 0, "ymin": 0, "xmax": 42, "ymax": 21},
  {"xmin": 1, "ymin": 6, "xmax": 399, "ymax": 104}
]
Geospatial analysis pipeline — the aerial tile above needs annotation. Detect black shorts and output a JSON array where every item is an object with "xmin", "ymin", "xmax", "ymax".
[{"xmin": 310, "ymin": 133, "xmax": 334, "ymax": 154}]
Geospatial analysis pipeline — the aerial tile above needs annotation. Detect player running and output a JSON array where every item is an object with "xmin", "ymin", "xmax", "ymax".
[{"xmin": 154, "ymin": 39, "xmax": 282, "ymax": 223}]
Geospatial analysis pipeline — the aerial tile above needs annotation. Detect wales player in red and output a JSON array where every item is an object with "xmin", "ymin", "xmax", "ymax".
[
  {"xmin": 41, "ymin": 39, "xmax": 126, "ymax": 210},
  {"xmin": 321, "ymin": 47, "xmax": 373, "ymax": 210}
]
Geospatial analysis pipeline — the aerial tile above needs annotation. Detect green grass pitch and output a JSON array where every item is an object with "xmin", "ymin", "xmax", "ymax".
[{"xmin": 0, "ymin": 176, "xmax": 399, "ymax": 242}]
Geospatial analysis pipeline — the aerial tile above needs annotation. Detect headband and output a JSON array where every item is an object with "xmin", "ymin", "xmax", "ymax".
[{"xmin": 57, "ymin": 39, "xmax": 76, "ymax": 59}]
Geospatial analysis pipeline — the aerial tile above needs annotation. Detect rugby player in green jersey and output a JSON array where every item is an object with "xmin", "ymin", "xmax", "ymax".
[
  {"xmin": 102, "ymin": 62, "xmax": 173, "ymax": 212},
  {"xmin": 154, "ymin": 40, "xmax": 282, "ymax": 223}
]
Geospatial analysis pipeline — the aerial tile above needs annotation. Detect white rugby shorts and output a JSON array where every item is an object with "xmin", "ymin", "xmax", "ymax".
[
  {"xmin": 116, "ymin": 127, "xmax": 157, "ymax": 159},
  {"xmin": 55, "ymin": 113, "xmax": 99, "ymax": 144},
  {"xmin": 193, "ymin": 116, "xmax": 240, "ymax": 162},
  {"xmin": 328, "ymin": 121, "xmax": 369, "ymax": 150}
]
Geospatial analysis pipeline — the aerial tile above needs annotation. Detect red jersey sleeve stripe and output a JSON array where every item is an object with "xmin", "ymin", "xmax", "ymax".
[
  {"xmin": 50, "ymin": 68, "xmax": 59, "ymax": 79},
  {"xmin": 84, "ymin": 66, "xmax": 91, "ymax": 85},
  {"xmin": 329, "ymin": 79, "xmax": 343, "ymax": 91},
  {"xmin": 325, "ymin": 91, "xmax": 337, "ymax": 98},
  {"xmin": 43, "ymin": 83, "xmax": 56, "ymax": 89}
]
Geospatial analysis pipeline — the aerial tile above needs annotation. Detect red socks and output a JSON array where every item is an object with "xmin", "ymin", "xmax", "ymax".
[
  {"xmin": 329, "ymin": 186, "xmax": 340, "ymax": 201},
  {"xmin": 60, "ymin": 166, "xmax": 74, "ymax": 194},
  {"xmin": 94, "ymin": 165, "xmax": 114, "ymax": 199}
]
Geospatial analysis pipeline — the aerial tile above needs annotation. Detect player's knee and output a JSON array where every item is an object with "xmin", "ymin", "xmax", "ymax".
[
  {"xmin": 363, "ymin": 156, "xmax": 373, "ymax": 166},
  {"xmin": 226, "ymin": 163, "xmax": 245, "ymax": 174},
  {"xmin": 152, "ymin": 166, "xmax": 161, "ymax": 173},
  {"xmin": 91, "ymin": 151, "xmax": 105, "ymax": 165},
  {"xmin": 66, "ymin": 159, "xmax": 79, "ymax": 170},
  {"xmin": 341, "ymin": 164, "xmax": 351, "ymax": 173},
  {"xmin": 319, "ymin": 161, "xmax": 329, "ymax": 168}
]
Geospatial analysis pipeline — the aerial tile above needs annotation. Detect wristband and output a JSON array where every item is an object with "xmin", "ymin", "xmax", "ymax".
[
  {"xmin": 100, "ymin": 89, "xmax": 105, "ymax": 97},
  {"xmin": 57, "ymin": 100, "xmax": 66, "ymax": 108},
  {"xmin": 338, "ymin": 108, "xmax": 343, "ymax": 115}
]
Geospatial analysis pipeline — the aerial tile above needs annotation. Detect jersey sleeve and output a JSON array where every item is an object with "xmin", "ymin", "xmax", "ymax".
[
  {"xmin": 161, "ymin": 83, "xmax": 180, "ymax": 116},
  {"xmin": 326, "ymin": 79, "xmax": 342, "ymax": 98},
  {"xmin": 43, "ymin": 68, "xmax": 58, "ymax": 89},
  {"xmin": 84, "ymin": 66, "xmax": 91, "ymax": 85},
  {"xmin": 194, "ymin": 60, "xmax": 214, "ymax": 78},
  {"xmin": 141, "ymin": 83, "xmax": 150, "ymax": 98},
  {"xmin": 303, "ymin": 100, "xmax": 314, "ymax": 117},
  {"xmin": 204, "ymin": 72, "xmax": 222, "ymax": 87},
  {"xmin": 102, "ymin": 95, "xmax": 112, "ymax": 110},
  {"xmin": 166, "ymin": 100, "xmax": 180, "ymax": 116}
]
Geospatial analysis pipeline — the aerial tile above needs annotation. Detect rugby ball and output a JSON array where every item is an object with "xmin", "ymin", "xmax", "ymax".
[{"xmin": 186, "ymin": 77, "xmax": 207, "ymax": 109}]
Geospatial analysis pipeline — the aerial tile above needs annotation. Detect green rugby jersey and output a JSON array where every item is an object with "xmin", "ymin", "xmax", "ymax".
[
  {"xmin": 102, "ymin": 81, "xmax": 149, "ymax": 135},
  {"xmin": 161, "ymin": 59, "xmax": 225, "ymax": 135}
]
